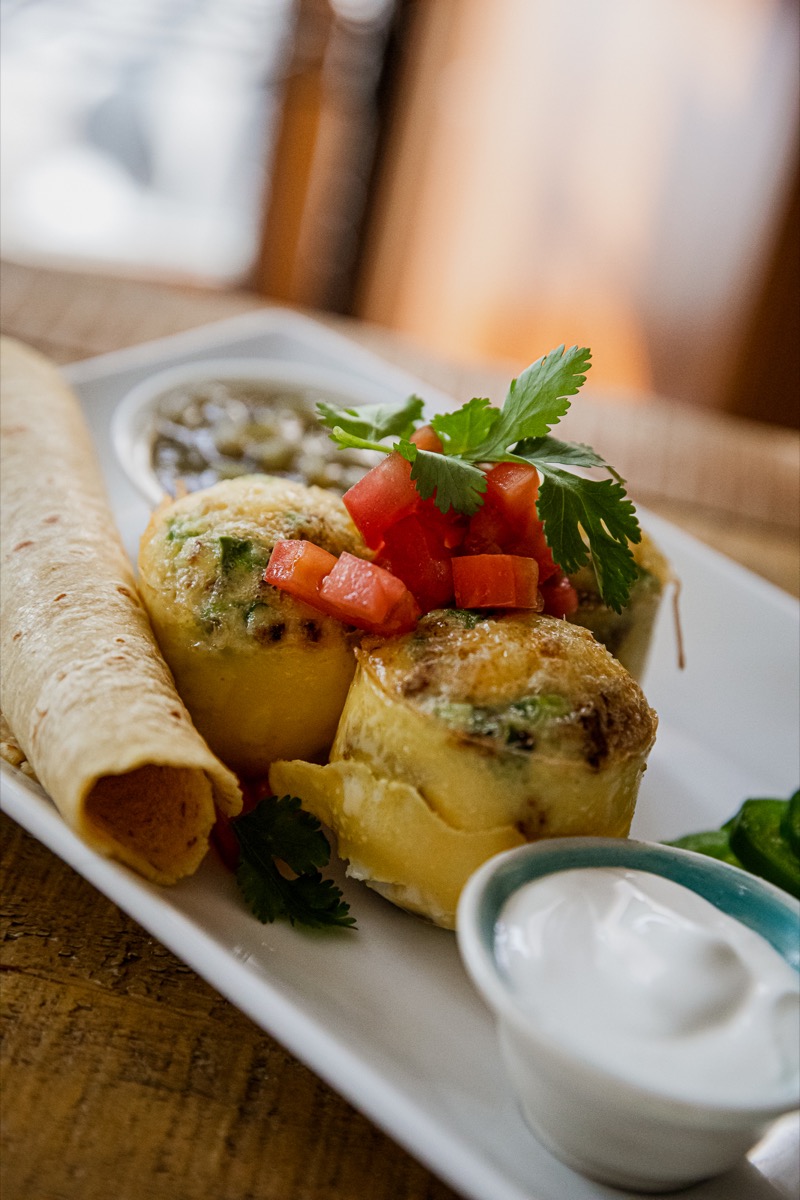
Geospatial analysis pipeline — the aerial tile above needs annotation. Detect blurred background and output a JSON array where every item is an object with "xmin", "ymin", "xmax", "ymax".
[{"xmin": 1, "ymin": 0, "xmax": 798, "ymax": 426}]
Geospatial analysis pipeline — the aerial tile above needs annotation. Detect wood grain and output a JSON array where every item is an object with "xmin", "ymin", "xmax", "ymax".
[
  {"xmin": 1, "ymin": 815, "xmax": 458, "ymax": 1200},
  {"xmin": 1, "ymin": 258, "xmax": 797, "ymax": 1200}
]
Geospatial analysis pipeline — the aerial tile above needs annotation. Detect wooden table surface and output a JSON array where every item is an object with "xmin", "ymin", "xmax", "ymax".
[{"xmin": 1, "ymin": 260, "xmax": 798, "ymax": 1200}]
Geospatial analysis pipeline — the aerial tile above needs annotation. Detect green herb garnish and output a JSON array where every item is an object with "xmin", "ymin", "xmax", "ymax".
[
  {"xmin": 232, "ymin": 796, "xmax": 356, "ymax": 930},
  {"xmin": 318, "ymin": 346, "xmax": 641, "ymax": 612},
  {"xmin": 316, "ymin": 394, "xmax": 424, "ymax": 445}
]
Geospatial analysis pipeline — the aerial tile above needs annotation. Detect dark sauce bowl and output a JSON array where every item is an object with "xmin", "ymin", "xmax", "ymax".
[{"xmin": 111, "ymin": 358, "xmax": 395, "ymax": 507}]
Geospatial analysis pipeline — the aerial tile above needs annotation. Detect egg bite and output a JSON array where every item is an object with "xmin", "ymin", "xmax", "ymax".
[
  {"xmin": 138, "ymin": 475, "xmax": 366, "ymax": 775},
  {"xmin": 568, "ymin": 532, "xmax": 670, "ymax": 679},
  {"xmin": 271, "ymin": 609, "xmax": 658, "ymax": 928}
]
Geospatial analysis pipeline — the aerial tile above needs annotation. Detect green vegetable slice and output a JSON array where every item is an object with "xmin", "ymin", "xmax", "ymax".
[
  {"xmin": 666, "ymin": 830, "xmax": 743, "ymax": 868},
  {"xmin": 780, "ymin": 789, "xmax": 800, "ymax": 858},
  {"xmin": 729, "ymin": 799, "xmax": 800, "ymax": 900}
]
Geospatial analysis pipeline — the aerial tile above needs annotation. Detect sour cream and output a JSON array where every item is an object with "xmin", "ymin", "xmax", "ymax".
[{"xmin": 494, "ymin": 867, "xmax": 800, "ymax": 1107}]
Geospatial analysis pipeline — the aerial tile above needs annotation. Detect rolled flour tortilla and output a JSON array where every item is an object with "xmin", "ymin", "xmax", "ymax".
[{"xmin": 0, "ymin": 338, "xmax": 242, "ymax": 883}]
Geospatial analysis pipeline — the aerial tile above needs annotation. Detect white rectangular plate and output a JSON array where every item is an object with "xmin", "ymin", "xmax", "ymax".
[{"xmin": 2, "ymin": 308, "xmax": 799, "ymax": 1200}]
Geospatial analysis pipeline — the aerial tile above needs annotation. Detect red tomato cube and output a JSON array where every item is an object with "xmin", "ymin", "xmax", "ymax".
[
  {"xmin": 462, "ymin": 463, "xmax": 540, "ymax": 555},
  {"xmin": 418, "ymin": 495, "xmax": 468, "ymax": 548},
  {"xmin": 410, "ymin": 424, "xmax": 444, "ymax": 452},
  {"xmin": 378, "ymin": 512, "xmax": 454, "ymax": 612},
  {"xmin": 319, "ymin": 551, "xmax": 419, "ymax": 631},
  {"xmin": 264, "ymin": 540, "xmax": 338, "ymax": 603},
  {"xmin": 266, "ymin": 541, "xmax": 420, "ymax": 635},
  {"xmin": 508, "ymin": 518, "xmax": 560, "ymax": 583},
  {"xmin": 483, "ymin": 461, "xmax": 540, "ymax": 534},
  {"xmin": 474, "ymin": 461, "xmax": 560, "ymax": 582},
  {"xmin": 342, "ymin": 453, "xmax": 420, "ymax": 549},
  {"xmin": 452, "ymin": 554, "xmax": 541, "ymax": 609},
  {"xmin": 378, "ymin": 587, "xmax": 422, "ymax": 636},
  {"xmin": 462, "ymin": 501, "xmax": 513, "ymax": 555},
  {"xmin": 540, "ymin": 574, "xmax": 579, "ymax": 618}
]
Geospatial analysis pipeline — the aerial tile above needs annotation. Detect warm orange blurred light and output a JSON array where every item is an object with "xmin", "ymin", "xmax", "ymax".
[
  {"xmin": 480, "ymin": 297, "xmax": 653, "ymax": 397},
  {"xmin": 358, "ymin": 0, "xmax": 797, "ymax": 411}
]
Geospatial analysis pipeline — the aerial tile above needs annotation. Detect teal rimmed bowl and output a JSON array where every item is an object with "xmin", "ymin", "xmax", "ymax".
[{"xmin": 456, "ymin": 838, "xmax": 800, "ymax": 1192}]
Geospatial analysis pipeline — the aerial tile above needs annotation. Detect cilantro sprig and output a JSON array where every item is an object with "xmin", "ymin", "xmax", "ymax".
[
  {"xmin": 232, "ymin": 795, "xmax": 355, "ymax": 930},
  {"xmin": 396, "ymin": 442, "xmax": 487, "ymax": 515},
  {"xmin": 318, "ymin": 345, "xmax": 641, "ymax": 612},
  {"xmin": 317, "ymin": 395, "xmax": 424, "ymax": 445},
  {"xmin": 463, "ymin": 345, "xmax": 592, "ymax": 457}
]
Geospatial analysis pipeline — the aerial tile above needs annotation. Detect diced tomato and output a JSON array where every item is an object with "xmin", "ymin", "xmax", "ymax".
[
  {"xmin": 452, "ymin": 554, "xmax": 541, "ymax": 609},
  {"xmin": 473, "ymin": 464, "xmax": 560, "ymax": 582},
  {"xmin": 462, "ymin": 501, "xmax": 513, "ymax": 554},
  {"xmin": 418, "ymin": 496, "xmax": 468, "ymax": 548},
  {"xmin": 263, "ymin": 540, "xmax": 337, "ymax": 603},
  {"xmin": 462, "ymin": 462, "xmax": 542, "ymax": 557},
  {"xmin": 378, "ymin": 512, "xmax": 454, "ymax": 612},
  {"xmin": 410, "ymin": 424, "xmax": 443, "ymax": 453},
  {"xmin": 539, "ymin": 574, "xmax": 579, "ymax": 619},
  {"xmin": 508, "ymin": 518, "xmax": 560, "ymax": 583},
  {"xmin": 319, "ymin": 551, "xmax": 421, "ymax": 634},
  {"xmin": 319, "ymin": 551, "xmax": 400, "ymax": 622},
  {"xmin": 483, "ymin": 462, "xmax": 539, "ymax": 534},
  {"xmin": 265, "ymin": 541, "xmax": 420, "ymax": 635},
  {"xmin": 379, "ymin": 587, "xmax": 422, "ymax": 636},
  {"xmin": 342, "ymin": 453, "xmax": 419, "ymax": 549}
]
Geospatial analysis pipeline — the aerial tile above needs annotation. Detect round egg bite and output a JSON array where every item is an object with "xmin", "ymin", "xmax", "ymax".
[
  {"xmin": 138, "ymin": 475, "xmax": 366, "ymax": 775},
  {"xmin": 271, "ymin": 609, "xmax": 658, "ymax": 928}
]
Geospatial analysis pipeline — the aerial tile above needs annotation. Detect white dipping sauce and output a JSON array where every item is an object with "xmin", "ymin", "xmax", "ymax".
[{"xmin": 494, "ymin": 867, "xmax": 800, "ymax": 1106}]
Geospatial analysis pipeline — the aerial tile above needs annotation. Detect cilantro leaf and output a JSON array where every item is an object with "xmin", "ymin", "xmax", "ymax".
[
  {"xmin": 535, "ymin": 468, "xmax": 641, "ymax": 612},
  {"xmin": 397, "ymin": 440, "xmax": 487, "ymax": 515},
  {"xmin": 236, "ymin": 856, "xmax": 286, "ymax": 924},
  {"xmin": 511, "ymin": 435, "xmax": 623, "ymax": 481},
  {"xmin": 431, "ymin": 397, "xmax": 498, "ymax": 456},
  {"xmin": 237, "ymin": 859, "xmax": 356, "ymax": 929},
  {"xmin": 237, "ymin": 793, "xmax": 330, "ymax": 874},
  {"xmin": 317, "ymin": 395, "xmax": 423, "ymax": 444},
  {"xmin": 470, "ymin": 346, "xmax": 591, "ymax": 459},
  {"xmin": 232, "ymin": 796, "xmax": 356, "ymax": 930},
  {"xmin": 281, "ymin": 871, "xmax": 355, "ymax": 928},
  {"xmin": 325, "ymin": 426, "xmax": 391, "ymax": 454}
]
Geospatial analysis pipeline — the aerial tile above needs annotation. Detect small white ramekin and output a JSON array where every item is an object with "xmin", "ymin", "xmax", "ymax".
[
  {"xmin": 456, "ymin": 837, "xmax": 800, "ymax": 1192},
  {"xmin": 110, "ymin": 357, "xmax": 399, "ymax": 507}
]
